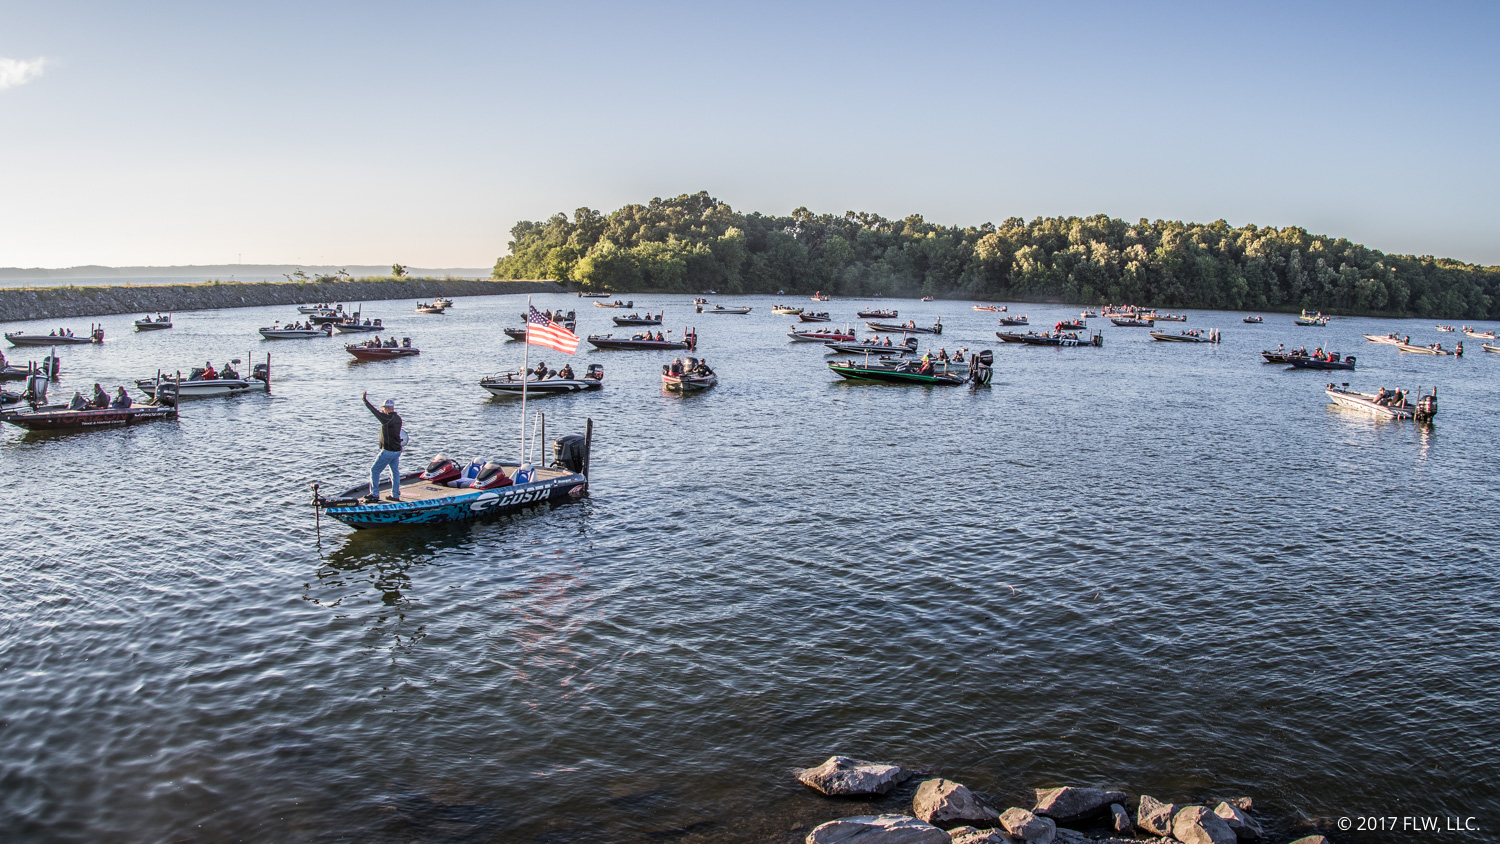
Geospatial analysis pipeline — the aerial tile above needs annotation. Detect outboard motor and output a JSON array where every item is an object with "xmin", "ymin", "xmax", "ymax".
[
  {"xmin": 1416, "ymin": 390, "xmax": 1438, "ymax": 422},
  {"xmin": 969, "ymin": 349, "xmax": 994, "ymax": 388},
  {"xmin": 252, "ymin": 362, "xmax": 270, "ymax": 382},
  {"xmin": 24, "ymin": 372, "xmax": 48, "ymax": 407},
  {"xmin": 419, "ymin": 454, "xmax": 461, "ymax": 485},
  {"xmin": 471, "ymin": 461, "xmax": 514, "ymax": 490},
  {"xmin": 43, "ymin": 354, "xmax": 61, "ymax": 381},
  {"xmin": 585, "ymin": 363, "xmax": 604, "ymax": 381},
  {"xmin": 553, "ymin": 434, "xmax": 587, "ymax": 473},
  {"xmin": 903, "ymin": 337, "xmax": 919, "ymax": 350}
]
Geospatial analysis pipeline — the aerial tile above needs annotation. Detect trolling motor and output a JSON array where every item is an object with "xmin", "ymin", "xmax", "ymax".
[{"xmin": 969, "ymin": 349, "xmax": 994, "ymax": 388}]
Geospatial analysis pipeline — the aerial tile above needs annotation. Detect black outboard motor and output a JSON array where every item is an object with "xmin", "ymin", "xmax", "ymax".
[
  {"xmin": 585, "ymin": 364, "xmax": 604, "ymax": 381},
  {"xmin": 553, "ymin": 434, "xmax": 587, "ymax": 473},
  {"xmin": 903, "ymin": 337, "xmax": 919, "ymax": 350},
  {"xmin": 252, "ymin": 362, "xmax": 270, "ymax": 382},
  {"xmin": 43, "ymin": 353, "xmax": 61, "ymax": 381},
  {"xmin": 970, "ymin": 349, "xmax": 994, "ymax": 388}
]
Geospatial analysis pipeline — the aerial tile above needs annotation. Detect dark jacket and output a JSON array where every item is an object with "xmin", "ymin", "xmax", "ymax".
[{"xmin": 364, "ymin": 396, "xmax": 403, "ymax": 452}]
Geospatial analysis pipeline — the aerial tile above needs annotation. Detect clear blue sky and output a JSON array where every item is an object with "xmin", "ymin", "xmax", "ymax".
[{"xmin": 2, "ymin": 0, "xmax": 1497, "ymax": 268}]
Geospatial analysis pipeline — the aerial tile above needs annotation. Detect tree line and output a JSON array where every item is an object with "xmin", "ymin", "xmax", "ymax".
[{"xmin": 492, "ymin": 191, "xmax": 1500, "ymax": 318}]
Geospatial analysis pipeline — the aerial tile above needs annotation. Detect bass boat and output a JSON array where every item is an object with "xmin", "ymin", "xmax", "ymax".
[
  {"xmin": 771, "ymin": 305, "xmax": 804, "ymax": 315},
  {"xmin": 788, "ymin": 325, "xmax": 855, "ymax": 342},
  {"xmin": 313, "ymin": 445, "xmax": 592, "ymax": 530},
  {"xmin": 593, "ymin": 300, "xmax": 633, "ymax": 309},
  {"xmin": 586, "ymin": 329, "xmax": 697, "ymax": 351},
  {"xmin": 1397, "ymin": 341, "xmax": 1461, "ymax": 356},
  {"xmin": 999, "ymin": 315, "xmax": 1029, "ymax": 326},
  {"xmin": 857, "ymin": 308, "xmax": 898, "ymax": 319},
  {"xmin": 1364, "ymin": 333, "xmax": 1403, "ymax": 345},
  {"xmin": 1149, "ymin": 329, "xmax": 1220, "ymax": 343},
  {"xmin": 1289, "ymin": 354, "xmax": 1356, "ymax": 371},
  {"xmin": 825, "ymin": 337, "xmax": 918, "ymax": 355},
  {"xmin": 1111, "ymin": 316, "xmax": 1154, "ymax": 327},
  {"xmin": 866, "ymin": 318, "xmax": 942, "ymax": 334},
  {"xmin": 698, "ymin": 304, "xmax": 751, "ymax": 315},
  {"xmin": 134, "ymin": 314, "xmax": 173, "ymax": 331},
  {"xmin": 136, "ymin": 358, "xmax": 271, "ymax": 399},
  {"xmin": 480, "ymin": 364, "xmax": 604, "ymax": 396},
  {"xmin": 415, "ymin": 303, "xmax": 447, "ymax": 314},
  {"xmin": 661, "ymin": 358, "xmax": 717, "ymax": 392},
  {"xmin": 1015, "ymin": 332, "xmax": 1103, "ymax": 347},
  {"xmin": 259, "ymin": 322, "xmax": 332, "ymax": 339},
  {"xmin": 1462, "ymin": 326, "xmax": 1496, "ymax": 339},
  {"xmin": 612, "ymin": 311, "xmax": 663, "ymax": 326},
  {"xmin": 1295, "ymin": 310, "xmax": 1330, "ymax": 326},
  {"xmin": 1243, "ymin": 316, "xmax": 1263, "ymax": 323},
  {"xmin": 6, "ymin": 326, "xmax": 104, "ymax": 346},
  {"xmin": 1325, "ymin": 384, "xmax": 1437, "ymax": 421},
  {"xmin": 346, "ymin": 340, "xmax": 420, "ymax": 360},
  {"xmin": 799, "ymin": 312, "xmax": 832, "ymax": 323},
  {"xmin": 973, "ymin": 305, "xmax": 1005, "ymax": 312}
]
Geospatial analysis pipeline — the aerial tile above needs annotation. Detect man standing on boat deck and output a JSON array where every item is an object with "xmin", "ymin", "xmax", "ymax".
[{"xmin": 362, "ymin": 391, "xmax": 404, "ymax": 503}]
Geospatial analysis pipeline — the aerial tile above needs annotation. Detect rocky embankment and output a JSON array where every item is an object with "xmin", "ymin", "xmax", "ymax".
[
  {"xmin": 0, "ymin": 278, "xmax": 563, "ymax": 322},
  {"xmin": 793, "ymin": 756, "xmax": 1333, "ymax": 844}
]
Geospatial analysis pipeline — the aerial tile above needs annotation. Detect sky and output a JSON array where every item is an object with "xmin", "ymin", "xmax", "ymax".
[{"xmin": 1, "ymin": 0, "xmax": 1497, "ymax": 268}]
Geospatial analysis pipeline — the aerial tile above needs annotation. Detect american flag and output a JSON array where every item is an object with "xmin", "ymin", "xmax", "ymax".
[{"xmin": 526, "ymin": 305, "xmax": 579, "ymax": 354}]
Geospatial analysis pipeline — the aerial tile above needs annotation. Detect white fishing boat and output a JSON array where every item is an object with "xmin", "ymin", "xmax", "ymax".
[
  {"xmin": 1462, "ymin": 326, "xmax": 1495, "ymax": 339},
  {"xmin": 661, "ymin": 358, "xmax": 717, "ymax": 392},
  {"xmin": 259, "ymin": 322, "xmax": 332, "ymax": 339},
  {"xmin": 136, "ymin": 357, "xmax": 271, "ymax": 399},
  {"xmin": 1483, "ymin": 342, "xmax": 1499, "ymax": 353},
  {"xmin": 701, "ymin": 305, "xmax": 751, "ymax": 314},
  {"xmin": 1325, "ymin": 384, "xmax": 1437, "ymax": 421},
  {"xmin": 788, "ymin": 324, "xmax": 855, "ymax": 342},
  {"xmin": 1363, "ymin": 333, "xmax": 1404, "ymax": 345}
]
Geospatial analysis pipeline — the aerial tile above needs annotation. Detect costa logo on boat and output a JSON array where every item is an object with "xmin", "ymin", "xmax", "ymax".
[{"xmin": 469, "ymin": 483, "xmax": 555, "ymax": 512}]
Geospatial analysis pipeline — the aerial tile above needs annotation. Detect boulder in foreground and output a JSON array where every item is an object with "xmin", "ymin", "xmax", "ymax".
[
  {"xmin": 1032, "ymin": 787, "xmax": 1128, "ymax": 823},
  {"xmin": 798, "ymin": 756, "xmax": 910, "ymax": 797},
  {"xmin": 1172, "ymin": 805, "xmax": 1238, "ymax": 844},
  {"xmin": 913, "ymin": 778, "xmax": 1000, "ymax": 828}
]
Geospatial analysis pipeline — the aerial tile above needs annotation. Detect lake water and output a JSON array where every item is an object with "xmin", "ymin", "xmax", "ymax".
[{"xmin": 1, "ymin": 295, "xmax": 1496, "ymax": 843}]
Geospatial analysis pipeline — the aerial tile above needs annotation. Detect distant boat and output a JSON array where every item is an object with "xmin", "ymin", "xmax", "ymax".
[
  {"xmin": 134, "ymin": 314, "xmax": 173, "ymax": 331},
  {"xmin": 1326, "ymin": 384, "xmax": 1436, "ymax": 421}
]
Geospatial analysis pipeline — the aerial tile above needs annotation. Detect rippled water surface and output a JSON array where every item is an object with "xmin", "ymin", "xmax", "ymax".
[{"xmin": 2, "ymin": 296, "xmax": 1497, "ymax": 843}]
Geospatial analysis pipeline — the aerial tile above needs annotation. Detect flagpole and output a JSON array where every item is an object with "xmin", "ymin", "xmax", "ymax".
[{"xmin": 520, "ymin": 295, "xmax": 531, "ymax": 462}]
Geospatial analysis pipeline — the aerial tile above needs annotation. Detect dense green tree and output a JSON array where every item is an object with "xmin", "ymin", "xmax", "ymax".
[{"xmin": 490, "ymin": 192, "xmax": 1500, "ymax": 318}]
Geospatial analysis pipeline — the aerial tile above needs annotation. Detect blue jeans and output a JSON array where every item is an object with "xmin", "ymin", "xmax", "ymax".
[{"xmin": 370, "ymin": 449, "xmax": 401, "ymax": 500}]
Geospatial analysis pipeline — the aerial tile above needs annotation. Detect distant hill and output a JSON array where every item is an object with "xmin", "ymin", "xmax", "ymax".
[{"xmin": 494, "ymin": 191, "xmax": 1500, "ymax": 319}]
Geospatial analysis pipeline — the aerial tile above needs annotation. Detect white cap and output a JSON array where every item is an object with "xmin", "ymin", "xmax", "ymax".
[{"xmin": 383, "ymin": 398, "xmax": 396, "ymax": 408}]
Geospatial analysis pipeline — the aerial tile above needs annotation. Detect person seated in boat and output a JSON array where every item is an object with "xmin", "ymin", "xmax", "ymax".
[
  {"xmin": 937, "ymin": 348, "xmax": 949, "ymax": 362},
  {"xmin": 694, "ymin": 358, "xmax": 713, "ymax": 375},
  {"xmin": 882, "ymin": 336, "xmax": 892, "ymax": 347},
  {"xmin": 667, "ymin": 358, "xmax": 683, "ymax": 376},
  {"xmin": 904, "ymin": 319, "xmax": 915, "ymax": 328},
  {"xmin": 111, "ymin": 386, "xmax": 132, "ymax": 408},
  {"xmin": 67, "ymin": 390, "xmax": 88, "ymax": 410},
  {"xmin": 89, "ymin": 383, "xmax": 110, "ymax": 409},
  {"xmin": 532, "ymin": 361, "xmax": 549, "ymax": 380},
  {"xmin": 220, "ymin": 362, "xmax": 239, "ymax": 380},
  {"xmin": 201, "ymin": 361, "xmax": 218, "ymax": 380},
  {"xmin": 557, "ymin": 364, "xmax": 574, "ymax": 380},
  {"xmin": 916, "ymin": 357, "xmax": 934, "ymax": 376}
]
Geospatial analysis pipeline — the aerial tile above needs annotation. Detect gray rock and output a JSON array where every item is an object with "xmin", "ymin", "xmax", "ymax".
[
  {"xmin": 1137, "ymin": 794, "xmax": 1179, "ymax": 837},
  {"xmin": 948, "ymin": 827, "xmax": 1010, "ymax": 844},
  {"xmin": 913, "ymin": 779, "xmax": 1001, "ymax": 828},
  {"xmin": 805, "ymin": 814, "xmax": 952, "ymax": 844},
  {"xmin": 1032, "ymin": 787, "xmax": 1128, "ymax": 824},
  {"xmin": 1051, "ymin": 830, "xmax": 1086, "ymax": 844},
  {"xmin": 1286, "ymin": 838, "xmax": 1329, "ymax": 844},
  {"xmin": 1109, "ymin": 802, "xmax": 1132, "ymax": 835},
  {"xmin": 1171, "ymin": 805, "xmax": 1238, "ymax": 844},
  {"xmin": 798, "ymin": 756, "xmax": 910, "ymax": 797},
  {"xmin": 999, "ymin": 807, "xmax": 1056, "ymax": 844},
  {"xmin": 1212, "ymin": 801, "xmax": 1261, "ymax": 840},
  {"xmin": 1229, "ymin": 797, "xmax": 1253, "ymax": 812}
]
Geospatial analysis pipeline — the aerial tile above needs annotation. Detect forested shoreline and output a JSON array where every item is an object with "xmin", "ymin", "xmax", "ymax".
[{"xmin": 492, "ymin": 191, "xmax": 1500, "ymax": 319}]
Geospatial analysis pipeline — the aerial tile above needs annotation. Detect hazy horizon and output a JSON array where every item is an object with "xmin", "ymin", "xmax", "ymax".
[{"xmin": 3, "ymin": 2, "xmax": 1497, "ymax": 267}]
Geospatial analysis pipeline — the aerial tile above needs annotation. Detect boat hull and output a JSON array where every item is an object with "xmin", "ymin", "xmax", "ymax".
[
  {"xmin": 137, "ymin": 378, "xmax": 267, "ymax": 398},
  {"xmin": 866, "ymin": 322, "xmax": 941, "ymax": 334},
  {"xmin": 134, "ymin": 322, "xmax": 172, "ymax": 331},
  {"xmin": 480, "ymin": 379, "xmax": 602, "ymax": 396},
  {"xmin": 662, "ymin": 374, "xmax": 717, "ymax": 391},
  {"xmin": 587, "ymin": 337, "xmax": 692, "ymax": 351},
  {"xmin": 331, "ymin": 323, "xmax": 384, "ymax": 334},
  {"xmin": 1289, "ymin": 358, "xmax": 1355, "ymax": 371},
  {"xmin": 259, "ymin": 327, "xmax": 330, "ymax": 339},
  {"xmin": 829, "ymin": 362, "xmax": 965, "ymax": 385},
  {"xmin": 346, "ymin": 347, "xmax": 420, "ymax": 361},
  {"xmin": 2, "ymin": 404, "xmax": 176, "ymax": 430},
  {"xmin": 319, "ymin": 469, "xmax": 587, "ymax": 529},
  {"xmin": 5, "ymin": 334, "xmax": 94, "ymax": 346}
]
